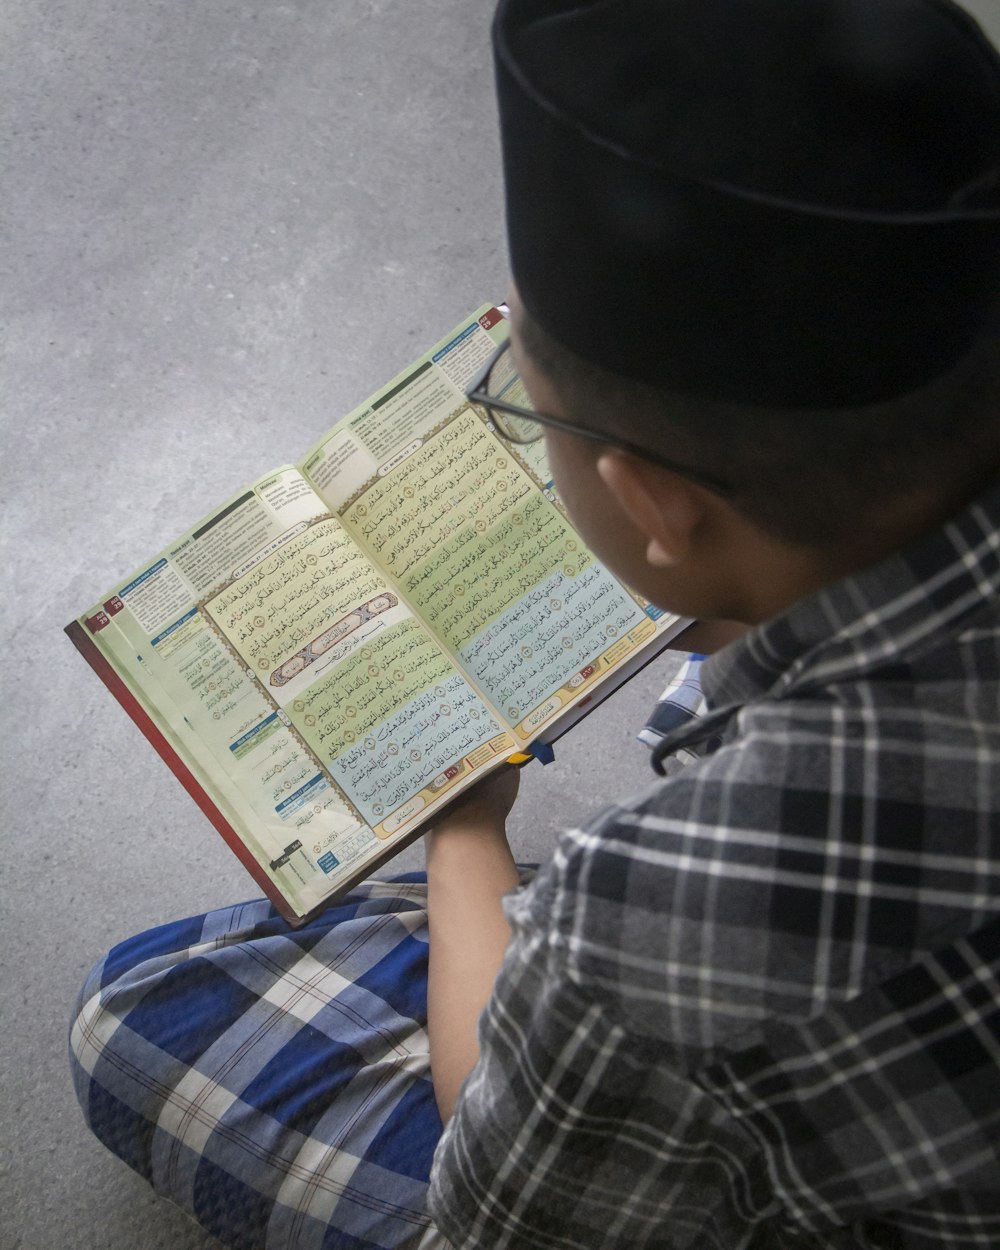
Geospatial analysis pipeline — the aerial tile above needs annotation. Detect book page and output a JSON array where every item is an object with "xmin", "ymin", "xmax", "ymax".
[
  {"xmin": 76, "ymin": 472, "xmax": 363, "ymax": 912},
  {"xmin": 200, "ymin": 516, "xmax": 513, "ymax": 841},
  {"xmin": 75, "ymin": 468, "xmax": 509, "ymax": 918},
  {"xmin": 300, "ymin": 307, "xmax": 509, "ymax": 509},
  {"xmin": 300, "ymin": 307, "xmax": 678, "ymax": 745}
]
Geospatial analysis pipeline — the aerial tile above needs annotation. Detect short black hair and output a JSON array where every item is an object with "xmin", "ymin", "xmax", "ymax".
[{"xmin": 518, "ymin": 305, "xmax": 1000, "ymax": 547}]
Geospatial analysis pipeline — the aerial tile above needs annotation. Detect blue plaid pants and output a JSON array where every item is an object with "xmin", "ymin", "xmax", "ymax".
[
  {"xmin": 69, "ymin": 666, "xmax": 697, "ymax": 1248},
  {"xmin": 70, "ymin": 873, "xmax": 456, "ymax": 1250}
]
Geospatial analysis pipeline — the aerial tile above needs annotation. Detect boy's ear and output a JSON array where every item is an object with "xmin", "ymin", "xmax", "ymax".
[{"xmin": 596, "ymin": 451, "xmax": 703, "ymax": 568}]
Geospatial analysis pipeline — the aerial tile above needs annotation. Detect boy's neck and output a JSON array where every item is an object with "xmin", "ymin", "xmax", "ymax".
[{"xmin": 726, "ymin": 477, "xmax": 990, "ymax": 626}]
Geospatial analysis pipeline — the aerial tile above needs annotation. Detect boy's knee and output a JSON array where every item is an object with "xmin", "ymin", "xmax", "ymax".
[
  {"xmin": 69, "ymin": 950, "xmax": 111, "ymax": 1090},
  {"xmin": 68, "ymin": 948, "xmax": 181, "ymax": 1183},
  {"xmin": 70, "ymin": 954, "xmax": 129, "ymax": 1156}
]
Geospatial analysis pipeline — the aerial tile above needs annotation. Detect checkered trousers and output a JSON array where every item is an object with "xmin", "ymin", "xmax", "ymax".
[
  {"xmin": 68, "ymin": 654, "xmax": 712, "ymax": 1250},
  {"xmin": 69, "ymin": 874, "xmax": 455, "ymax": 1250}
]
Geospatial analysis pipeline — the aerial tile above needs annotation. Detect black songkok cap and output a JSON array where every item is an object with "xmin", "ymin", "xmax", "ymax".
[{"xmin": 493, "ymin": 0, "xmax": 1000, "ymax": 407}]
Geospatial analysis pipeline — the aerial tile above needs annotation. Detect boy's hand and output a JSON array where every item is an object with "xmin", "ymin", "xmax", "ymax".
[{"xmin": 429, "ymin": 765, "xmax": 521, "ymax": 837}]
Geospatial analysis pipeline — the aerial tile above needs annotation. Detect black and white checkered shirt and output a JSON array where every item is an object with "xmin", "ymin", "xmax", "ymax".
[{"xmin": 428, "ymin": 482, "xmax": 1000, "ymax": 1249}]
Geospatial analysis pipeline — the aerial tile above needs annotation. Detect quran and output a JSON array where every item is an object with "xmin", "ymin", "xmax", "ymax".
[{"xmin": 66, "ymin": 306, "xmax": 684, "ymax": 922}]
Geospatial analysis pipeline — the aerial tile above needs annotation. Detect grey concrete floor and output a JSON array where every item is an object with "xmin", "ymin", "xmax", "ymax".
[
  {"xmin": 1, "ymin": 2, "xmax": 683, "ymax": 1247},
  {"xmin": 5, "ymin": 2, "xmax": 1000, "ymax": 1248}
]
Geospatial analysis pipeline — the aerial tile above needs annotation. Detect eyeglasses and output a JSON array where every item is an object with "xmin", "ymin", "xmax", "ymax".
[{"xmin": 465, "ymin": 340, "xmax": 734, "ymax": 498}]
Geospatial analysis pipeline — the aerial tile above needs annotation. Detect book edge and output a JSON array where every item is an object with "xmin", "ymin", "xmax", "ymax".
[{"xmin": 64, "ymin": 618, "xmax": 311, "ymax": 927}]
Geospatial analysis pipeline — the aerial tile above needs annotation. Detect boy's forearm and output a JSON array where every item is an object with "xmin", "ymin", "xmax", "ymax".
[{"xmin": 426, "ymin": 824, "xmax": 519, "ymax": 1124}]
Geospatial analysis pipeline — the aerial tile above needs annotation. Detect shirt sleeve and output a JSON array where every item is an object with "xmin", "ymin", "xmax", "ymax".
[{"xmin": 425, "ymin": 857, "xmax": 775, "ymax": 1250}]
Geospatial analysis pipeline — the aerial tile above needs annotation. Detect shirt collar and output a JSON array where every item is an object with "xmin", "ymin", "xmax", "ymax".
[{"xmin": 702, "ymin": 478, "xmax": 1000, "ymax": 711}]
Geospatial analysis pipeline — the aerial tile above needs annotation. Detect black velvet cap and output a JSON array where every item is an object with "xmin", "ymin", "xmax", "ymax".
[{"xmin": 493, "ymin": 0, "xmax": 1000, "ymax": 407}]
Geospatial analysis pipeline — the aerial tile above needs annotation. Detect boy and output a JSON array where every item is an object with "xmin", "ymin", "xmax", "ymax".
[{"xmin": 72, "ymin": 0, "xmax": 1000, "ymax": 1246}]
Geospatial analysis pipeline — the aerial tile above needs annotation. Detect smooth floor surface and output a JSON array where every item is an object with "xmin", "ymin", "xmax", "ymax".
[
  {"xmin": 4, "ymin": 2, "xmax": 999, "ymax": 1248},
  {"xmin": 3, "ymin": 2, "xmax": 678, "ymax": 1246}
]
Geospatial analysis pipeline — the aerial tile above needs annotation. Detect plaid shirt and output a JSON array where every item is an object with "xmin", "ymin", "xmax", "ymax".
[{"xmin": 428, "ymin": 482, "xmax": 1000, "ymax": 1249}]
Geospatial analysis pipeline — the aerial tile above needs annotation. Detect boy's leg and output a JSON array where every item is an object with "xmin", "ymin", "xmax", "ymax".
[{"xmin": 70, "ymin": 874, "xmax": 447, "ymax": 1250}]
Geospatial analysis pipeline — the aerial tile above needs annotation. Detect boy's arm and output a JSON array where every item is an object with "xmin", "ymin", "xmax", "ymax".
[{"xmin": 425, "ymin": 768, "xmax": 521, "ymax": 1124}]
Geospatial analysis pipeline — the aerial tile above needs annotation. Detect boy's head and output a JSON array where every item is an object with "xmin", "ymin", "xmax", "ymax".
[{"xmin": 490, "ymin": 0, "xmax": 1000, "ymax": 619}]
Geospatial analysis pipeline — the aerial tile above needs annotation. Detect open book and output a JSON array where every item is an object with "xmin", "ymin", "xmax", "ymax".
[{"xmin": 66, "ymin": 305, "xmax": 684, "ymax": 922}]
